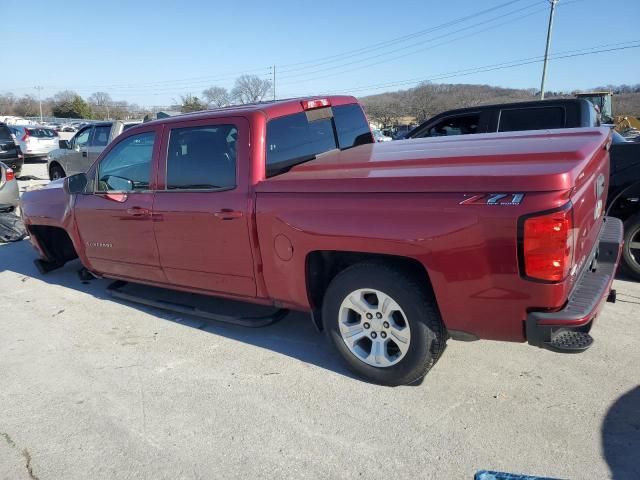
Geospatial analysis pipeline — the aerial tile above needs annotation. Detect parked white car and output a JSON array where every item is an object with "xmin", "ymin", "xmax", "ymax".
[
  {"xmin": 8, "ymin": 125, "xmax": 60, "ymax": 158},
  {"xmin": 0, "ymin": 161, "xmax": 19, "ymax": 212},
  {"xmin": 372, "ymin": 129, "xmax": 392, "ymax": 142}
]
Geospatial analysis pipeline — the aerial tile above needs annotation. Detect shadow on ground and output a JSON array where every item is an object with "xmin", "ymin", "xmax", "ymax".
[
  {"xmin": 602, "ymin": 386, "xmax": 640, "ymax": 479},
  {"xmin": 1, "ymin": 239, "xmax": 360, "ymax": 381}
]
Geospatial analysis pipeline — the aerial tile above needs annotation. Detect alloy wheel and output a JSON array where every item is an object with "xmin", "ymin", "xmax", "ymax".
[{"xmin": 338, "ymin": 288, "xmax": 411, "ymax": 368}]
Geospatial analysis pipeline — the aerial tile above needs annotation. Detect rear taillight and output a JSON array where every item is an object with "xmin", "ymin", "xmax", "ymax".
[
  {"xmin": 5, "ymin": 168, "xmax": 15, "ymax": 181},
  {"xmin": 22, "ymin": 130, "xmax": 30, "ymax": 142},
  {"xmin": 522, "ymin": 207, "xmax": 573, "ymax": 282}
]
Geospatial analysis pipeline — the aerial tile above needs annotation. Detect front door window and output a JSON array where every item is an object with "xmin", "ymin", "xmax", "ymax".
[
  {"xmin": 72, "ymin": 127, "xmax": 91, "ymax": 148},
  {"xmin": 97, "ymin": 132, "xmax": 155, "ymax": 192}
]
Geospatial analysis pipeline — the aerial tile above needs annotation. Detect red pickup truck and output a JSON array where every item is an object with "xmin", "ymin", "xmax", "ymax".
[{"xmin": 21, "ymin": 96, "xmax": 623, "ymax": 386}]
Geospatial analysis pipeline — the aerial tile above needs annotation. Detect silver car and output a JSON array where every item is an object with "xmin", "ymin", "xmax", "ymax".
[
  {"xmin": 47, "ymin": 120, "xmax": 140, "ymax": 179},
  {"xmin": 8, "ymin": 125, "xmax": 60, "ymax": 158},
  {"xmin": 0, "ymin": 161, "xmax": 19, "ymax": 212}
]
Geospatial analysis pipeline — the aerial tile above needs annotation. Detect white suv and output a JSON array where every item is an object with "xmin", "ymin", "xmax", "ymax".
[{"xmin": 8, "ymin": 125, "xmax": 60, "ymax": 159}]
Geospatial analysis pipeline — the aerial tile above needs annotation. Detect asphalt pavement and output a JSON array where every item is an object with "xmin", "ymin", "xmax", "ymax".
[{"xmin": 1, "ymin": 161, "xmax": 639, "ymax": 480}]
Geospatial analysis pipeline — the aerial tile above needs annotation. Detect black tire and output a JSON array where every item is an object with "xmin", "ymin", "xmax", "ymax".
[
  {"xmin": 322, "ymin": 262, "xmax": 446, "ymax": 386},
  {"xmin": 49, "ymin": 163, "xmax": 66, "ymax": 181},
  {"xmin": 621, "ymin": 213, "xmax": 640, "ymax": 281}
]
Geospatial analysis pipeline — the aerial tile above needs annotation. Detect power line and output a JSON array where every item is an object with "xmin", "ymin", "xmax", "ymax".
[
  {"xmin": 56, "ymin": 0, "xmax": 552, "ymax": 96},
  {"xmin": 284, "ymin": 41, "xmax": 640, "ymax": 97},
  {"xmin": 275, "ymin": 0, "xmax": 530, "ymax": 74},
  {"xmin": 277, "ymin": 1, "xmax": 545, "ymax": 81},
  {"xmin": 277, "ymin": 0, "xmax": 585, "ymax": 85},
  {"xmin": 277, "ymin": 6, "xmax": 547, "ymax": 86}
]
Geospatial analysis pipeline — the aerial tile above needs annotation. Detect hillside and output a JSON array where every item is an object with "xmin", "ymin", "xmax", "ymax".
[{"xmin": 359, "ymin": 82, "xmax": 640, "ymax": 127}]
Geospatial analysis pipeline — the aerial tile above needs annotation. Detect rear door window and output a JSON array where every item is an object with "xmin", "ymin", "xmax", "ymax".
[
  {"xmin": 266, "ymin": 103, "xmax": 373, "ymax": 177},
  {"xmin": 498, "ymin": 107, "xmax": 565, "ymax": 132},
  {"xmin": 91, "ymin": 126, "xmax": 111, "ymax": 147},
  {"xmin": 165, "ymin": 124, "xmax": 237, "ymax": 190}
]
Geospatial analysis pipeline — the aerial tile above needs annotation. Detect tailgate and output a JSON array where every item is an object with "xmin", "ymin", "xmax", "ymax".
[{"xmin": 569, "ymin": 133, "xmax": 611, "ymax": 280}]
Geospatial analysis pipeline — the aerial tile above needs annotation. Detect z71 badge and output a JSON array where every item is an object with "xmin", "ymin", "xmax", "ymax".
[{"xmin": 459, "ymin": 193, "xmax": 525, "ymax": 206}]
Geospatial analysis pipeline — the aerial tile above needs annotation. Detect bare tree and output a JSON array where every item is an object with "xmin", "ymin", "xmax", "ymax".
[
  {"xmin": 13, "ymin": 95, "xmax": 40, "ymax": 117},
  {"xmin": 231, "ymin": 75, "xmax": 272, "ymax": 104},
  {"xmin": 180, "ymin": 94, "xmax": 207, "ymax": 113},
  {"xmin": 202, "ymin": 86, "xmax": 231, "ymax": 107},
  {"xmin": 0, "ymin": 93, "xmax": 16, "ymax": 115},
  {"xmin": 88, "ymin": 91, "xmax": 113, "ymax": 119}
]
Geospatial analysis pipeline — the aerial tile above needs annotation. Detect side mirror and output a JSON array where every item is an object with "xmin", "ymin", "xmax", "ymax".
[
  {"xmin": 59, "ymin": 139, "xmax": 70, "ymax": 149},
  {"xmin": 102, "ymin": 175, "xmax": 134, "ymax": 192},
  {"xmin": 64, "ymin": 173, "xmax": 88, "ymax": 194}
]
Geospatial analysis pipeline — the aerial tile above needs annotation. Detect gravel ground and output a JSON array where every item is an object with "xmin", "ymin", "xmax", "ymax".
[{"xmin": 1, "ymin": 162, "xmax": 639, "ymax": 480}]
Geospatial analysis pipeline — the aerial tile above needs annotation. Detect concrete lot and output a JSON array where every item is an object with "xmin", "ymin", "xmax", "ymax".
[{"xmin": 1, "ymin": 162, "xmax": 639, "ymax": 480}]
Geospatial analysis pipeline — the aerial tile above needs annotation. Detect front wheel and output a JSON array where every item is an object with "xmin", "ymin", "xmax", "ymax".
[
  {"xmin": 49, "ymin": 163, "xmax": 66, "ymax": 181},
  {"xmin": 322, "ymin": 262, "xmax": 446, "ymax": 386},
  {"xmin": 622, "ymin": 213, "xmax": 640, "ymax": 281}
]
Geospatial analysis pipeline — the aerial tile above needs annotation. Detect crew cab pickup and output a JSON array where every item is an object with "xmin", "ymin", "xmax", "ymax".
[{"xmin": 20, "ymin": 96, "xmax": 623, "ymax": 386}]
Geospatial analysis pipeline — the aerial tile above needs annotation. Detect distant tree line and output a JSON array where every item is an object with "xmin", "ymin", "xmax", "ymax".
[
  {"xmin": 2, "ymin": 79, "xmax": 637, "ymax": 122},
  {"xmin": 0, "ymin": 73, "xmax": 272, "ymax": 120},
  {"xmin": 0, "ymin": 90, "xmax": 150, "ymax": 120},
  {"xmin": 360, "ymin": 82, "xmax": 640, "ymax": 128}
]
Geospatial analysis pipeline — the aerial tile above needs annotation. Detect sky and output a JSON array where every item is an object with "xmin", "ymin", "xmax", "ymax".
[{"xmin": 2, "ymin": 0, "xmax": 639, "ymax": 107}]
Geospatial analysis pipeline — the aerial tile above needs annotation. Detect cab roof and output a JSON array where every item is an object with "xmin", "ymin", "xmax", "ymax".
[{"xmin": 141, "ymin": 95, "xmax": 359, "ymax": 127}]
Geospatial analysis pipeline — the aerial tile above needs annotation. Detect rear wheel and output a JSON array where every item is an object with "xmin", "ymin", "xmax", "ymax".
[
  {"xmin": 622, "ymin": 213, "xmax": 640, "ymax": 281},
  {"xmin": 49, "ymin": 163, "xmax": 65, "ymax": 181},
  {"xmin": 322, "ymin": 262, "xmax": 446, "ymax": 386}
]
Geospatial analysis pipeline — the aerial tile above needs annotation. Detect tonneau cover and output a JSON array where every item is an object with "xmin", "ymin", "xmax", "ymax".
[{"xmin": 256, "ymin": 128, "xmax": 611, "ymax": 193}]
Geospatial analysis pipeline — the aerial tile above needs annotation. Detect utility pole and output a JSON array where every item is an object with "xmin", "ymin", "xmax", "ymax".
[
  {"xmin": 34, "ymin": 86, "xmax": 44, "ymax": 123},
  {"xmin": 272, "ymin": 65, "xmax": 276, "ymax": 101},
  {"xmin": 539, "ymin": 0, "xmax": 558, "ymax": 100}
]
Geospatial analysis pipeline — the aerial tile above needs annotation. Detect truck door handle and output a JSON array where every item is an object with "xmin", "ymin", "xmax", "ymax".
[
  {"xmin": 126, "ymin": 207, "xmax": 150, "ymax": 217},
  {"xmin": 214, "ymin": 209, "xmax": 243, "ymax": 220},
  {"xmin": 82, "ymin": 151, "xmax": 87, "ymax": 157}
]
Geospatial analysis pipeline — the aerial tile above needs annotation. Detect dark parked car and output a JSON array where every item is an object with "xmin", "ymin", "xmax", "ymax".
[
  {"xmin": 405, "ymin": 98, "xmax": 599, "ymax": 139},
  {"xmin": 405, "ymin": 98, "xmax": 640, "ymax": 280},
  {"xmin": 0, "ymin": 123, "xmax": 24, "ymax": 177}
]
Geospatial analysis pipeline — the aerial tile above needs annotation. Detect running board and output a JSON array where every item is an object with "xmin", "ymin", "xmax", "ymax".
[{"xmin": 107, "ymin": 280, "xmax": 288, "ymax": 327}]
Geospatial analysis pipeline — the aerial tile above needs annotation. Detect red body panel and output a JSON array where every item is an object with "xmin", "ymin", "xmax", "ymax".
[{"xmin": 19, "ymin": 95, "xmax": 612, "ymax": 343}]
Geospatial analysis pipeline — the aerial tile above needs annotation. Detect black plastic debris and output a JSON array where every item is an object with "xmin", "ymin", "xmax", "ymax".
[{"xmin": 0, "ymin": 212, "xmax": 27, "ymax": 243}]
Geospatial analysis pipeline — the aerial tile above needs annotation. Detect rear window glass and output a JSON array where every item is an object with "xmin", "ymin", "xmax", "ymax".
[
  {"xmin": 265, "ymin": 103, "xmax": 373, "ymax": 177},
  {"xmin": 333, "ymin": 103, "xmax": 373, "ymax": 148},
  {"xmin": 27, "ymin": 128, "xmax": 58, "ymax": 138},
  {"xmin": 498, "ymin": 107, "xmax": 565, "ymax": 132},
  {"xmin": 0, "ymin": 125, "xmax": 13, "ymax": 142}
]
